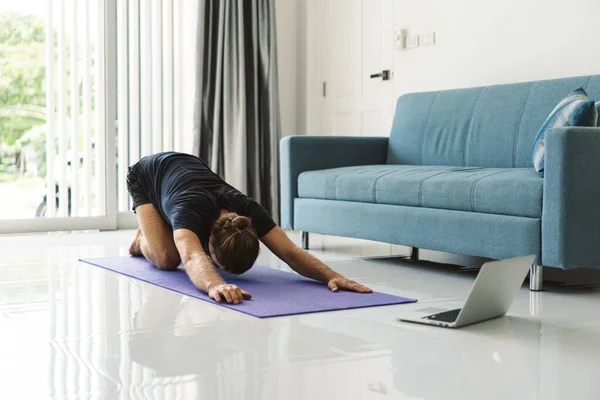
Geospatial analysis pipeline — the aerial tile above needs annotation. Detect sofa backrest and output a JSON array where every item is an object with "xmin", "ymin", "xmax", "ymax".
[{"xmin": 387, "ymin": 75, "xmax": 600, "ymax": 168}]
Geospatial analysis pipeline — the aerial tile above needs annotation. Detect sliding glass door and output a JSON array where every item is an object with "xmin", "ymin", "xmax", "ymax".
[
  {"xmin": 0, "ymin": 0, "xmax": 117, "ymax": 233},
  {"xmin": 0, "ymin": 0, "xmax": 196, "ymax": 234}
]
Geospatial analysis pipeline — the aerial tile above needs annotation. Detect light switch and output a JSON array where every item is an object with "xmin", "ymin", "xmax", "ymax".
[
  {"xmin": 406, "ymin": 35, "xmax": 419, "ymax": 49},
  {"xmin": 419, "ymin": 32, "xmax": 435, "ymax": 47},
  {"xmin": 394, "ymin": 29, "xmax": 407, "ymax": 50}
]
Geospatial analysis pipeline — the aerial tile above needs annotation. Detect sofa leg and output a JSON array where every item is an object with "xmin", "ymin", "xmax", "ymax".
[
  {"xmin": 529, "ymin": 291, "xmax": 542, "ymax": 316},
  {"xmin": 410, "ymin": 247, "xmax": 419, "ymax": 261},
  {"xmin": 301, "ymin": 231, "xmax": 309, "ymax": 250},
  {"xmin": 529, "ymin": 264, "xmax": 543, "ymax": 291}
]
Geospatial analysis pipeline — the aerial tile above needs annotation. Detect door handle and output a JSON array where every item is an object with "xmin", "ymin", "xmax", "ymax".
[{"xmin": 370, "ymin": 70, "xmax": 391, "ymax": 81}]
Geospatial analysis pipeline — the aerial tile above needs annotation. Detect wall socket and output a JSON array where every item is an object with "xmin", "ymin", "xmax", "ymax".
[
  {"xmin": 419, "ymin": 32, "xmax": 436, "ymax": 46},
  {"xmin": 397, "ymin": 30, "xmax": 435, "ymax": 50},
  {"xmin": 406, "ymin": 35, "xmax": 419, "ymax": 49}
]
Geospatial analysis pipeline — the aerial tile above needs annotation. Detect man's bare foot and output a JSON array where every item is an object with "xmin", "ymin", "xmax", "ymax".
[{"xmin": 129, "ymin": 228, "xmax": 143, "ymax": 257}]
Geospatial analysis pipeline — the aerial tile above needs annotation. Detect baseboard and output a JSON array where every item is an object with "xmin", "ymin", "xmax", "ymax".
[{"xmin": 116, "ymin": 212, "xmax": 138, "ymax": 230}]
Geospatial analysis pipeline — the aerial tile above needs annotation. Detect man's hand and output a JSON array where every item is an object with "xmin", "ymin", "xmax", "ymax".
[
  {"xmin": 174, "ymin": 229, "xmax": 252, "ymax": 305},
  {"xmin": 327, "ymin": 277, "xmax": 372, "ymax": 293},
  {"xmin": 208, "ymin": 283, "xmax": 252, "ymax": 304},
  {"xmin": 261, "ymin": 228, "xmax": 375, "ymax": 293}
]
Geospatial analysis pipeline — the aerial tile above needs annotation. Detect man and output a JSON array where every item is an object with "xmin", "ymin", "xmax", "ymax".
[{"xmin": 127, "ymin": 152, "xmax": 372, "ymax": 304}]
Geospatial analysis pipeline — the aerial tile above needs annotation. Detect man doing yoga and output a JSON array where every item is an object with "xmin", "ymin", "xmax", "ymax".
[{"xmin": 127, "ymin": 152, "xmax": 372, "ymax": 304}]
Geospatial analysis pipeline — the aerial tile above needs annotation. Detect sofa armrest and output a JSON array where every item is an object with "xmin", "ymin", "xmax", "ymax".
[
  {"xmin": 279, "ymin": 135, "xmax": 389, "ymax": 229},
  {"xmin": 542, "ymin": 126, "xmax": 600, "ymax": 269}
]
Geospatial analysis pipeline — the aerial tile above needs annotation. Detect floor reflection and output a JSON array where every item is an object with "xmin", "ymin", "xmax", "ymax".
[
  {"xmin": 125, "ymin": 288, "xmax": 387, "ymax": 399},
  {"xmin": 2, "ymin": 231, "xmax": 600, "ymax": 399}
]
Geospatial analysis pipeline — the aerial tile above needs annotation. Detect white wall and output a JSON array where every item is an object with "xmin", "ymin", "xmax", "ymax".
[
  {"xmin": 275, "ymin": 0, "xmax": 299, "ymax": 136},
  {"xmin": 392, "ymin": 0, "xmax": 600, "ymax": 98},
  {"xmin": 295, "ymin": 0, "xmax": 600, "ymax": 134},
  {"xmin": 275, "ymin": 0, "xmax": 322, "ymax": 136}
]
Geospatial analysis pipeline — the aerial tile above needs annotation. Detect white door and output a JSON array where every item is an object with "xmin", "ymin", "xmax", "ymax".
[{"xmin": 319, "ymin": 0, "xmax": 394, "ymax": 137}]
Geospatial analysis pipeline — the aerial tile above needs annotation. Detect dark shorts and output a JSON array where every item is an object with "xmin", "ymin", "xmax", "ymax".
[{"xmin": 126, "ymin": 162, "xmax": 151, "ymax": 212}]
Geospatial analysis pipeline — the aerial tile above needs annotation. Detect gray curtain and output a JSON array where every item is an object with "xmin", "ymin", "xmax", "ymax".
[{"xmin": 193, "ymin": 0, "xmax": 281, "ymax": 223}]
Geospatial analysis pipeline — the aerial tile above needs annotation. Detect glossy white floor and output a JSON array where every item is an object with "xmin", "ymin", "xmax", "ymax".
[{"xmin": 1, "ymin": 230, "xmax": 599, "ymax": 400}]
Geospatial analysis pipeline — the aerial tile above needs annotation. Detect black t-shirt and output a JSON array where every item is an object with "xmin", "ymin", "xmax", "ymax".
[{"xmin": 128, "ymin": 152, "xmax": 276, "ymax": 248}]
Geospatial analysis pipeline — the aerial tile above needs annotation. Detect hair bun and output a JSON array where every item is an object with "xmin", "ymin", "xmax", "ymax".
[{"xmin": 232, "ymin": 216, "xmax": 250, "ymax": 231}]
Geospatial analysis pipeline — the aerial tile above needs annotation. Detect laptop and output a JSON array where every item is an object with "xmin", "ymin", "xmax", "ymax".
[{"xmin": 398, "ymin": 255, "xmax": 535, "ymax": 328}]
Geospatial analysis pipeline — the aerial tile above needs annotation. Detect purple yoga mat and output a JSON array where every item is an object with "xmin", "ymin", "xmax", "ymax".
[{"xmin": 79, "ymin": 257, "xmax": 417, "ymax": 318}]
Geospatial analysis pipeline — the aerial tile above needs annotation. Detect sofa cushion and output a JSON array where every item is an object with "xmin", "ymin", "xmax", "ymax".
[
  {"xmin": 531, "ymin": 88, "xmax": 598, "ymax": 177},
  {"xmin": 387, "ymin": 75, "xmax": 600, "ymax": 169},
  {"xmin": 298, "ymin": 165, "xmax": 543, "ymax": 218}
]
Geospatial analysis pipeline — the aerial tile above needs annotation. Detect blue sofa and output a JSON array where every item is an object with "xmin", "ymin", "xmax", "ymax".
[{"xmin": 280, "ymin": 75, "xmax": 600, "ymax": 291}]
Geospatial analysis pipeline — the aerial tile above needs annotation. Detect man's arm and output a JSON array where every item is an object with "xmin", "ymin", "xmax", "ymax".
[
  {"xmin": 260, "ymin": 227, "xmax": 372, "ymax": 293},
  {"xmin": 173, "ymin": 229, "xmax": 251, "ymax": 304}
]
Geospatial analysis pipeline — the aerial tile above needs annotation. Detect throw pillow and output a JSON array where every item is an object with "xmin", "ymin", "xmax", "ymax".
[{"xmin": 532, "ymin": 88, "xmax": 598, "ymax": 177}]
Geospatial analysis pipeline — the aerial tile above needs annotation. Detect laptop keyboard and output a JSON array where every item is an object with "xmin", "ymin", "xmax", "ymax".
[{"xmin": 424, "ymin": 308, "xmax": 461, "ymax": 323}]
